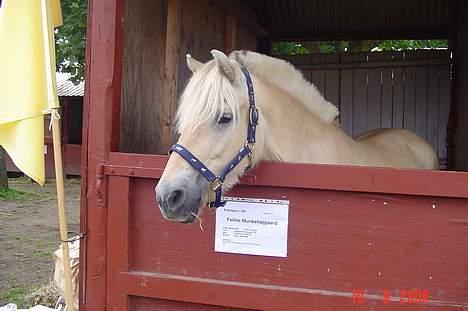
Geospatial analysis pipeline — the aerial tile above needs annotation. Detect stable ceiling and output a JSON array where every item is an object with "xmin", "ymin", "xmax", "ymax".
[{"xmin": 248, "ymin": 0, "xmax": 451, "ymax": 41}]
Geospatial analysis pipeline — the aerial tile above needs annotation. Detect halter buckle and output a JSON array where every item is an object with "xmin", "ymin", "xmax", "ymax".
[
  {"xmin": 249, "ymin": 108, "xmax": 259, "ymax": 126},
  {"xmin": 210, "ymin": 178, "xmax": 223, "ymax": 192}
]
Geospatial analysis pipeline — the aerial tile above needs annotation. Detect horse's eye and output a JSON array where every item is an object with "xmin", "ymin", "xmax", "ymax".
[{"xmin": 217, "ymin": 113, "xmax": 232, "ymax": 125}]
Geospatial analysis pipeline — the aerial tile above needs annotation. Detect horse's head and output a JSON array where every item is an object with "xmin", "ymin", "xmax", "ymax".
[{"xmin": 156, "ymin": 50, "xmax": 263, "ymax": 223}]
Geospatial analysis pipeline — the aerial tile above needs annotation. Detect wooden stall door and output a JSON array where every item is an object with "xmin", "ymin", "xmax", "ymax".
[
  {"xmin": 281, "ymin": 51, "xmax": 451, "ymax": 167},
  {"xmin": 102, "ymin": 153, "xmax": 468, "ymax": 311}
]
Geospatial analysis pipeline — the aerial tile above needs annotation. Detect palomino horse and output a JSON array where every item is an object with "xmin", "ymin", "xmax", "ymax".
[{"xmin": 156, "ymin": 50, "xmax": 438, "ymax": 223}]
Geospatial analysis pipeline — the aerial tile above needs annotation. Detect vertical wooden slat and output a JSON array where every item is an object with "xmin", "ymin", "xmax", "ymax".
[
  {"xmin": 80, "ymin": 0, "xmax": 125, "ymax": 309},
  {"xmin": 403, "ymin": 53, "xmax": 416, "ymax": 132},
  {"xmin": 161, "ymin": 0, "xmax": 182, "ymax": 152},
  {"xmin": 380, "ymin": 53, "xmax": 394, "ymax": 128},
  {"xmin": 411, "ymin": 54, "xmax": 429, "ymax": 140},
  {"xmin": 106, "ymin": 176, "xmax": 131, "ymax": 310},
  {"xmin": 324, "ymin": 53, "xmax": 340, "ymax": 109},
  {"xmin": 415, "ymin": 67, "xmax": 429, "ymax": 139},
  {"xmin": 392, "ymin": 52, "xmax": 405, "ymax": 128},
  {"xmin": 367, "ymin": 53, "xmax": 384, "ymax": 130},
  {"xmin": 339, "ymin": 53, "xmax": 354, "ymax": 135},
  {"xmin": 120, "ymin": 0, "xmax": 165, "ymax": 154},
  {"xmin": 225, "ymin": 15, "xmax": 237, "ymax": 54},
  {"xmin": 439, "ymin": 66, "xmax": 450, "ymax": 162},
  {"xmin": 453, "ymin": 0, "xmax": 468, "ymax": 170},
  {"xmin": 311, "ymin": 54, "xmax": 326, "ymax": 96},
  {"xmin": 353, "ymin": 53, "xmax": 368, "ymax": 137},
  {"xmin": 427, "ymin": 66, "xmax": 440, "ymax": 158}
]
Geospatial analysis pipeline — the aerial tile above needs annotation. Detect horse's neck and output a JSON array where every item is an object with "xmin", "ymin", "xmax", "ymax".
[{"xmin": 255, "ymin": 77, "xmax": 358, "ymax": 164}]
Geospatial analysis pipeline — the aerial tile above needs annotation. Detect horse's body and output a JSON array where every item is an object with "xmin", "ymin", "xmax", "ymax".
[
  {"xmin": 246, "ymin": 72, "xmax": 438, "ymax": 169},
  {"xmin": 156, "ymin": 50, "xmax": 438, "ymax": 223}
]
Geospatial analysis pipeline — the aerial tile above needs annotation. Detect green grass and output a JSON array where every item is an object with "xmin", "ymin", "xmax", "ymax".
[
  {"xmin": 32, "ymin": 247, "xmax": 55, "ymax": 260},
  {"xmin": 0, "ymin": 286, "xmax": 27, "ymax": 306},
  {"xmin": 0, "ymin": 283, "xmax": 59, "ymax": 308},
  {"xmin": 0, "ymin": 188, "xmax": 34, "ymax": 200}
]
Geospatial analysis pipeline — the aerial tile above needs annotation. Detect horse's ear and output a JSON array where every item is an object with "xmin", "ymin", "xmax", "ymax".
[
  {"xmin": 211, "ymin": 49, "xmax": 236, "ymax": 82},
  {"xmin": 186, "ymin": 54, "xmax": 203, "ymax": 73}
]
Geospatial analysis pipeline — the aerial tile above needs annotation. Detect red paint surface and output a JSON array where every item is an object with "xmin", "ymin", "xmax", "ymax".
[{"xmin": 80, "ymin": 153, "xmax": 468, "ymax": 310}]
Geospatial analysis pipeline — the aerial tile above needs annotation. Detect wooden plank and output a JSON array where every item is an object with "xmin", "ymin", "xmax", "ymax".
[
  {"xmin": 211, "ymin": 0, "xmax": 267, "ymax": 37},
  {"xmin": 367, "ymin": 53, "xmax": 384, "ymax": 130},
  {"xmin": 426, "ymin": 66, "xmax": 440, "ymax": 158},
  {"xmin": 120, "ymin": 0, "xmax": 166, "ymax": 154},
  {"xmin": 453, "ymin": 1, "xmax": 468, "ymax": 170},
  {"xmin": 225, "ymin": 14, "xmax": 237, "ymax": 54},
  {"xmin": 352, "ymin": 53, "xmax": 368, "ymax": 137},
  {"xmin": 107, "ymin": 152, "xmax": 468, "ymax": 198},
  {"xmin": 121, "ymin": 270, "xmax": 465, "ymax": 310},
  {"xmin": 380, "ymin": 53, "xmax": 394, "ymax": 128},
  {"xmin": 412, "ymin": 56, "xmax": 429, "ymax": 140},
  {"xmin": 403, "ymin": 53, "xmax": 416, "ymax": 132},
  {"xmin": 325, "ymin": 53, "xmax": 340, "ymax": 109},
  {"xmin": 80, "ymin": 0, "xmax": 125, "ymax": 309},
  {"xmin": 106, "ymin": 176, "xmax": 130, "ymax": 310},
  {"xmin": 392, "ymin": 52, "xmax": 405, "ymax": 128},
  {"xmin": 439, "ymin": 66, "xmax": 450, "ymax": 161},
  {"xmin": 120, "ymin": 177, "xmax": 468, "ymax": 310},
  {"xmin": 311, "ymin": 54, "xmax": 326, "ymax": 96},
  {"xmin": 271, "ymin": 30, "xmax": 448, "ymax": 42},
  {"xmin": 161, "ymin": 0, "xmax": 182, "ymax": 152},
  {"xmin": 298, "ymin": 58, "xmax": 448, "ymax": 71},
  {"xmin": 177, "ymin": 0, "xmax": 226, "ymax": 97},
  {"xmin": 130, "ymin": 296, "xmax": 248, "ymax": 310},
  {"xmin": 235, "ymin": 23, "xmax": 257, "ymax": 51},
  {"xmin": 339, "ymin": 53, "xmax": 354, "ymax": 135}
]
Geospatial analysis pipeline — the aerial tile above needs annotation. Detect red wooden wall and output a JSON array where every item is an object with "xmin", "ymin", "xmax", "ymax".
[{"xmin": 96, "ymin": 153, "xmax": 468, "ymax": 310}]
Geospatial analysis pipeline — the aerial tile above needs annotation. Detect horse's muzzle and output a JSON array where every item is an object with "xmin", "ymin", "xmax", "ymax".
[{"xmin": 155, "ymin": 174, "xmax": 203, "ymax": 223}]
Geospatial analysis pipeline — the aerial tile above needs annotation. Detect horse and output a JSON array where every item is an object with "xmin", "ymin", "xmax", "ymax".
[{"xmin": 156, "ymin": 49, "xmax": 439, "ymax": 223}]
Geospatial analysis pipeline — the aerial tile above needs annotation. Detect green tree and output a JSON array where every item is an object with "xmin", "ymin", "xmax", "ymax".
[
  {"xmin": 273, "ymin": 40, "xmax": 448, "ymax": 55},
  {"xmin": 55, "ymin": 0, "xmax": 87, "ymax": 83}
]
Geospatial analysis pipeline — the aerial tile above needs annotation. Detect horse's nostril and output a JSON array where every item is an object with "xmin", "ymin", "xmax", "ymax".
[{"xmin": 167, "ymin": 189, "xmax": 186, "ymax": 211}]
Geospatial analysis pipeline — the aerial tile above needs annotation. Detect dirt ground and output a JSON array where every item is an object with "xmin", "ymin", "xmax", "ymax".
[{"xmin": 0, "ymin": 177, "xmax": 80, "ymax": 303}]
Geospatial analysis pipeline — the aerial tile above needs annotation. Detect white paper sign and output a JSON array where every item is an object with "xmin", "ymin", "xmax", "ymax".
[{"xmin": 215, "ymin": 197, "xmax": 289, "ymax": 257}]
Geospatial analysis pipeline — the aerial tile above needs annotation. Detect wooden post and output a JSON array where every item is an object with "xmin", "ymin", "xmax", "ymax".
[
  {"xmin": 453, "ymin": 0, "xmax": 468, "ymax": 170},
  {"xmin": 0, "ymin": 146, "xmax": 8, "ymax": 189},
  {"xmin": 51, "ymin": 112, "xmax": 75, "ymax": 311},
  {"xmin": 161, "ymin": 0, "xmax": 182, "ymax": 152},
  {"xmin": 225, "ymin": 14, "xmax": 237, "ymax": 54}
]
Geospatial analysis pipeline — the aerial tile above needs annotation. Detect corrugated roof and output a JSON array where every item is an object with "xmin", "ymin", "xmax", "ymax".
[
  {"xmin": 250, "ymin": 0, "xmax": 450, "ymax": 40},
  {"xmin": 56, "ymin": 72, "xmax": 84, "ymax": 97}
]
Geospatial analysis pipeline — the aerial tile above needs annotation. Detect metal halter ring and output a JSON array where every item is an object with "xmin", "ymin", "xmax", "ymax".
[
  {"xmin": 210, "ymin": 178, "xmax": 223, "ymax": 192},
  {"xmin": 245, "ymin": 142, "xmax": 255, "ymax": 163}
]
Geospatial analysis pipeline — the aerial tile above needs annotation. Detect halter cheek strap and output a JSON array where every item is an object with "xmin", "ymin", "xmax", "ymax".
[{"xmin": 169, "ymin": 67, "xmax": 258, "ymax": 208}]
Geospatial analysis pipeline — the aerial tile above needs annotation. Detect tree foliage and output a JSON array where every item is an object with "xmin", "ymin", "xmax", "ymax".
[
  {"xmin": 273, "ymin": 40, "xmax": 448, "ymax": 55},
  {"xmin": 55, "ymin": 0, "xmax": 87, "ymax": 83}
]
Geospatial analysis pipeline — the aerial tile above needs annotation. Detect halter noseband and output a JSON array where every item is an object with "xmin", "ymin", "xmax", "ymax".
[{"xmin": 169, "ymin": 67, "xmax": 258, "ymax": 208}]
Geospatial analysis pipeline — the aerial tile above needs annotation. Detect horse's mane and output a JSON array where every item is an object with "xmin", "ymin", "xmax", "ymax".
[
  {"xmin": 176, "ymin": 50, "xmax": 339, "ymax": 133},
  {"xmin": 230, "ymin": 50, "xmax": 339, "ymax": 123},
  {"xmin": 176, "ymin": 60, "xmax": 240, "ymax": 133}
]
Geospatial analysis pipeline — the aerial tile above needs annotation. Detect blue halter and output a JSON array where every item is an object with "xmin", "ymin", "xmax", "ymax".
[{"xmin": 169, "ymin": 67, "xmax": 258, "ymax": 208}]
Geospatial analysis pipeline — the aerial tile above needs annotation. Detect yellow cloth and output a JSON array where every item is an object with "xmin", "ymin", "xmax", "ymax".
[{"xmin": 0, "ymin": 0, "xmax": 62, "ymax": 185}]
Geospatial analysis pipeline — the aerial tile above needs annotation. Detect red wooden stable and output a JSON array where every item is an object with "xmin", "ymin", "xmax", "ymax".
[{"xmin": 80, "ymin": 0, "xmax": 468, "ymax": 310}]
